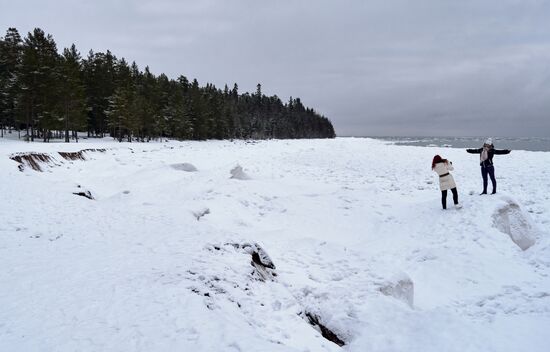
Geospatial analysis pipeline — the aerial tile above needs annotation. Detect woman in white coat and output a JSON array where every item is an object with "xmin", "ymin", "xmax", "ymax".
[{"xmin": 432, "ymin": 155, "xmax": 462, "ymax": 210}]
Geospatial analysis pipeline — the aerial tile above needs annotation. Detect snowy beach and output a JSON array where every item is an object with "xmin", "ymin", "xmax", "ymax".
[{"xmin": 1, "ymin": 137, "xmax": 549, "ymax": 351}]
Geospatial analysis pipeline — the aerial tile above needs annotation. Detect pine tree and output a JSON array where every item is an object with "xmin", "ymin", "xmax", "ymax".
[
  {"xmin": 83, "ymin": 50, "xmax": 117, "ymax": 137},
  {"xmin": 60, "ymin": 44, "xmax": 86, "ymax": 142},
  {"xmin": 106, "ymin": 86, "xmax": 133, "ymax": 142},
  {"xmin": 0, "ymin": 28, "xmax": 23, "ymax": 137},
  {"xmin": 189, "ymin": 78, "xmax": 205, "ymax": 139},
  {"xmin": 18, "ymin": 28, "xmax": 60, "ymax": 141}
]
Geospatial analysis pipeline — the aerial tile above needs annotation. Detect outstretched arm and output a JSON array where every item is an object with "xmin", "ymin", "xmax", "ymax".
[
  {"xmin": 466, "ymin": 148, "xmax": 482, "ymax": 154},
  {"xmin": 493, "ymin": 149, "xmax": 511, "ymax": 155}
]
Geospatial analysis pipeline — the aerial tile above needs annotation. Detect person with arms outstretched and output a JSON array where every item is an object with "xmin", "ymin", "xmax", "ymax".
[{"xmin": 466, "ymin": 138, "xmax": 511, "ymax": 195}]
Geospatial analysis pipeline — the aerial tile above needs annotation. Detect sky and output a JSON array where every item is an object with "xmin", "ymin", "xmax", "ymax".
[{"xmin": 2, "ymin": 0, "xmax": 550, "ymax": 137}]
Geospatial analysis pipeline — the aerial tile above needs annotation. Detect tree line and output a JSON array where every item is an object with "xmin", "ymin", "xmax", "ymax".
[{"xmin": 0, "ymin": 27, "xmax": 335, "ymax": 142}]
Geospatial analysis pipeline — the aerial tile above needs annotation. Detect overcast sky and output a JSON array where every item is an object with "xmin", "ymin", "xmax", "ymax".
[{"xmin": 2, "ymin": 0, "xmax": 549, "ymax": 136}]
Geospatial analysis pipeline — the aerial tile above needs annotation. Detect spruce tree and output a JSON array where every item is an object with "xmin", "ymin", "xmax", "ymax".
[
  {"xmin": 60, "ymin": 44, "xmax": 86, "ymax": 142},
  {"xmin": 0, "ymin": 28, "xmax": 23, "ymax": 137},
  {"xmin": 19, "ymin": 28, "xmax": 60, "ymax": 141}
]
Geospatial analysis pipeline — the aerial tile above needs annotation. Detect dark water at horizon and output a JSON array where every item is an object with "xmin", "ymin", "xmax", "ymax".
[{"xmin": 366, "ymin": 136, "xmax": 550, "ymax": 152}]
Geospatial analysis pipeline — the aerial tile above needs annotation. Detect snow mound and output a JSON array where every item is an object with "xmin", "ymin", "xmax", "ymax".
[
  {"xmin": 493, "ymin": 197, "xmax": 537, "ymax": 251},
  {"xmin": 192, "ymin": 207, "xmax": 210, "ymax": 220},
  {"xmin": 230, "ymin": 165, "xmax": 250, "ymax": 180},
  {"xmin": 379, "ymin": 272, "xmax": 414, "ymax": 307},
  {"xmin": 170, "ymin": 162, "xmax": 197, "ymax": 172}
]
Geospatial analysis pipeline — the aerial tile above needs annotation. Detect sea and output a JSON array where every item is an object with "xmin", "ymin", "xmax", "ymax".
[{"xmin": 369, "ymin": 137, "xmax": 550, "ymax": 152}]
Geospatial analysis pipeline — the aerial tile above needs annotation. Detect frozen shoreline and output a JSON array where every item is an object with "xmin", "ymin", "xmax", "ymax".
[
  {"xmin": 366, "ymin": 136, "xmax": 550, "ymax": 152},
  {"xmin": 1, "ymin": 137, "xmax": 549, "ymax": 351}
]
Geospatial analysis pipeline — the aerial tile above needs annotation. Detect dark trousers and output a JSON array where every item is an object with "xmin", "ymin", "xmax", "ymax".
[
  {"xmin": 441, "ymin": 187, "xmax": 458, "ymax": 209},
  {"xmin": 481, "ymin": 165, "xmax": 496, "ymax": 193}
]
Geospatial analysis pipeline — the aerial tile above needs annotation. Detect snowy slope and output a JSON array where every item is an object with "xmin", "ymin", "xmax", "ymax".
[{"xmin": 1, "ymin": 137, "xmax": 549, "ymax": 352}]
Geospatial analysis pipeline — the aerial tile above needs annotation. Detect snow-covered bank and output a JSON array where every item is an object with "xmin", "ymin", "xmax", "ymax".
[{"xmin": 1, "ymin": 137, "xmax": 549, "ymax": 351}]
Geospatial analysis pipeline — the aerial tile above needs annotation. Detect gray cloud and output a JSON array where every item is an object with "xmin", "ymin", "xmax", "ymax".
[{"xmin": 2, "ymin": 0, "xmax": 549, "ymax": 136}]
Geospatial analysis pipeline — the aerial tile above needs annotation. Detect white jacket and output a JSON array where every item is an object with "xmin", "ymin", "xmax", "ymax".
[{"xmin": 433, "ymin": 161, "xmax": 457, "ymax": 191}]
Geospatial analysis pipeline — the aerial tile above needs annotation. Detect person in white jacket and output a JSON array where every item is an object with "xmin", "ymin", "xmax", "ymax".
[{"xmin": 432, "ymin": 155, "xmax": 462, "ymax": 210}]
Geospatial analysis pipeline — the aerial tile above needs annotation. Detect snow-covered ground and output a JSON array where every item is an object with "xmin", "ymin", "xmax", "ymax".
[{"xmin": 1, "ymin": 137, "xmax": 549, "ymax": 352}]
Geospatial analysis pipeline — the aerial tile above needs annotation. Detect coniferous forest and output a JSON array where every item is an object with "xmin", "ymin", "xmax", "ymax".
[{"xmin": 0, "ymin": 27, "xmax": 335, "ymax": 142}]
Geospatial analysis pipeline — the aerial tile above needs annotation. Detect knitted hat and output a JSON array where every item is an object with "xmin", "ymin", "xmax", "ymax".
[{"xmin": 485, "ymin": 138, "xmax": 493, "ymax": 145}]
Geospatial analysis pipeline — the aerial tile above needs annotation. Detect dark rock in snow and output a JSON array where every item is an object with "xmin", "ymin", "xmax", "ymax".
[
  {"xmin": 223, "ymin": 242, "xmax": 276, "ymax": 281},
  {"xmin": 73, "ymin": 190, "xmax": 94, "ymax": 200},
  {"xmin": 249, "ymin": 245, "xmax": 275, "ymax": 269},
  {"xmin": 303, "ymin": 312, "xmax": 345, "ymax": 347},
  {"xmin": 246, "ymin": 243, "xmax": 276, "ymax": 281}
]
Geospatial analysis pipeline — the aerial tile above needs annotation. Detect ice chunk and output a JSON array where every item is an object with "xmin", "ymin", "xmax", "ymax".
[
  {"xmin": 171, "ymin": 163, "xmax": 198, "ymax": 172},
  {"xmin": 230, "ymin": 165, "xmax": 250, "ymax": 180},
  {"xmin": 379, "ymin": 272, "xmax": 414, "ymax": 307},
  {"xmin": 493, "ymin": 198, "xmax": 536, "ymax": 251}
]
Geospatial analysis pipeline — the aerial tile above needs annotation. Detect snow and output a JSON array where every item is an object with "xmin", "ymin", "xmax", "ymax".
[{"xmin": 1, "ymin": 137, "xmax": 549, "ymax": 352}]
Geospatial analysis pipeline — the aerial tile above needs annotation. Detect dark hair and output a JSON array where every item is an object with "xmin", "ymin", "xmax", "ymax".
[{"xmin": 432, "ymin": 155, "xmax": 448, "ymax": 169}]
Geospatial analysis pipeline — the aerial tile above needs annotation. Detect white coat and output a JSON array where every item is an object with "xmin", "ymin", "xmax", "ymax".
[{"xmin": 433, "ymin": 161, "xmax": 457, "ymax": 191}]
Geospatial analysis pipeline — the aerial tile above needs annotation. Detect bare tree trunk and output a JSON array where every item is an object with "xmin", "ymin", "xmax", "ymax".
[
  {"xmin": 118, "ymin": 117, "xmax": 122, "ymax": 142},
  {"xmin": 65, "ymin": 101, "xmax": 70, "ymax": 143},
  {"xmin": 26, "ymin": 107, "xmax": 30, "ymax": 141}
]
